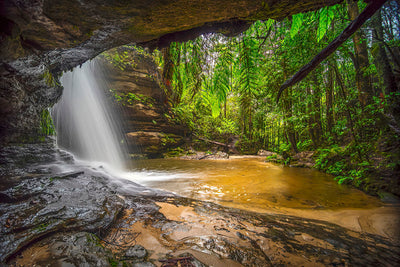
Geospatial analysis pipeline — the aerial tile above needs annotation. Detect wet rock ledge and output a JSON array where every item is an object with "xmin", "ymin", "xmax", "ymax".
[{"xmin": 1, "ymin": 140, "xmax": 400, "ymax": 266}]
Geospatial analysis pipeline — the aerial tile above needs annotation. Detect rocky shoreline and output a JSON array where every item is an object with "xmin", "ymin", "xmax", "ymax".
[{"xmin": 1, "ymin": 140, "xmax": 400, "ymax": 266}]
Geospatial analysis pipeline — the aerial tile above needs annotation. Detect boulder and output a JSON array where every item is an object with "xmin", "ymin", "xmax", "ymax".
[
  {"xmin": 257, "ymin": 149, "xmax": 277, "ymax": 157},
  {"xmin": 290, "ymin": 151, "xmax": 315, "ymax": 168}
]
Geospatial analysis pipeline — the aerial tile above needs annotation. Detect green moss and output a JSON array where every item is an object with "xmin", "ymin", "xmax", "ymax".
[
  {"xmin": 85, "ymin": 30, "xmax": 94, "ymax": 38},
  {"xmin": 164, "ymin": 147, "xmax": 185, "ymax": 157},
  {"xmin": 42, "ymin": 69, "xmax": 60, "ymax": 86},
  {"xmin": 110, "ymin": 89, "xmax": 156, "ymax": 107},
  {"xmin": 108, "ymin": 258, "xmax": 119, "ymax": 267},
  {"xmin": 86, "ymin": 233, "xmax": 104, "ymax": 248},
  {"xmin": 40, "ymin": 108, "xmax": 55, "ymax": 136}
]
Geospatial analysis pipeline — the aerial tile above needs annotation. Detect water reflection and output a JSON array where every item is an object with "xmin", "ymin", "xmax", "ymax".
[{"xmin": 128, "ymin": 156, "xmax": 381, "ymax": 212}]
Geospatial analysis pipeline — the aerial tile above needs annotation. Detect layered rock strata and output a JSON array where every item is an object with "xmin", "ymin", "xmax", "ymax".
[{"xmin": 99, "ymin": 47, "xmax": 187, "ymax": 157}]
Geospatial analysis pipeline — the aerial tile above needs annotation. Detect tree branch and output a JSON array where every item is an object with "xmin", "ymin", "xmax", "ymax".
[{"xmin": 276, "ymin": 0, "xmax": 388, "ymax": 103}]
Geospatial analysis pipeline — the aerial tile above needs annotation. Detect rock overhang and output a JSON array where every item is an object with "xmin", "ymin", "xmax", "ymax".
[{"xmin": 1, "ymin": 0, "xmax": 344, "ymax": 62}]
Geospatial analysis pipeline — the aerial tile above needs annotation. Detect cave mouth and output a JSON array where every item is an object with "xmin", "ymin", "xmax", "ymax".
[
  {"xmin": 0, "ymin": 0, "xmax": 393, "ymax": 147},
  {"xmin": 0, "ymin": 0, "xmax": 346, "ymax": 145}
]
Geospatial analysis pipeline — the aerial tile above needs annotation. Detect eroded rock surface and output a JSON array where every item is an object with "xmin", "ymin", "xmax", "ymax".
[
  {"xmin": 1, "ymin": 141, "xmax": 400, "ymax": 266},
  {"xmin": 0, "ymin": 140, "xmax": 126, "ymax": 262},
  {"xmin": 98, "ymin": 47, "xmax": 187, "ymax": 157}
]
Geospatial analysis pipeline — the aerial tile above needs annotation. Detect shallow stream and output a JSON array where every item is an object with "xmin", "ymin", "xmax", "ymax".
[
  {"xmin": 130, "ymin": 156, "xmax": 379, "ymax": 210},
  {"xmin": 127, "ymin": 156, "xmax": 399, "ymax": 241}
]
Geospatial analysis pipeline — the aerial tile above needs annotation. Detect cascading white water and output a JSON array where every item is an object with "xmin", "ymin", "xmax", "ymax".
[{"xmin": 52, "ymin": 59, "xmax": 127, "ymax": 173}]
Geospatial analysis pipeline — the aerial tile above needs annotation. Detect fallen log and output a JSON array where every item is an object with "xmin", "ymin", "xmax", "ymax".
[{"xmin": 196, "ymin": 136, "xmax": 228, "ymax": 147}]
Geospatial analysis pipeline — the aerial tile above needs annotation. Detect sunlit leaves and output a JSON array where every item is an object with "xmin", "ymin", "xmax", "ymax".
[
  {"xmin": 239, "ymin": 36, "xmax": 260, "ymax": 126},
  {"xmin": 264, "ymin": 18, "xmax": 275, "ymax": 32},
  {"xmin": 212, "ymin": 43, "xmax": 234, "ymax": 117},
  {"xmin": 290, "ymin": 13, "xmax": 304, "ymax": 38},
  {"xmin": 317, "ymin": 6, "xmax": 336, "ymax": 42}
]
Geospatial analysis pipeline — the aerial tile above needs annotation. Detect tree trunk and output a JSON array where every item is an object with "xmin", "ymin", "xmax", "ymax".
[
  {"xmin": 326, "ymin": 62, "xmax": 334, "ymax": 135},
  {"xmin": 332, "ymin": 61, "xmax": 360, "ymax": 146},
  {"xmin": 311, "ymin": 72, "xmax": 323, "ymax": 146},
  {"xmin": 283, "ymin": 89, "xmax": 298, "ymax": 153},
  {"xmin": 162, "ymin": 47, "xmax": 176, "ymax": 106},
  {"xmin": 281, "ymin": 59, "xmax": 298, "ymax": 153},
  {"xmin": 372, "ymin": 7, "xmax": 400, "ymax": 130},
  {"xmin": 346, "ymin": 0, "xmax": 374, "ymax": 107},
  {"xmin": 307, "ymin": 85, "xmax": 318, "ymax": 148},
  {"xmin": 371, "ymin": 8, "xmax": 397, "ymax": 95}
]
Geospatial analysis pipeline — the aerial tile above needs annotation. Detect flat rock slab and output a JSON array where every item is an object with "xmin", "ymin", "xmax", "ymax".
[
  {"xmin": 0, "ymin": 141, "xmax": 128, "ymax": 262},
  {"xmin": 102, "ymin": 197, "xmax": 400, "ymax": 266}
]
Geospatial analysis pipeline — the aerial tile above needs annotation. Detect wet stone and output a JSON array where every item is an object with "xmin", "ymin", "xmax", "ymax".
[
  {"xmin": 132, "ymin": 262, "xmax": 156, "ymax": 267},
  {"xmin": 124, "ymin": 245, "xmax": 147, "ymax": 259},
  {"xmin": 2, "ymin": 142, "xmax": 400, "ymax": 266},
  {"xmin": 8, "ymin": 232, "xmax": 113, "ymax": 266},
  {"xmin": 236, "ymin": 231, "xmax": 247, "ymax": 240},
  {"xmin": 0, "ymin": 141, "xmax": 127, "ymax": 262},
  {"xmin": 379, "ymin": 191, "xmax": 400, "ymax": 204},
  {"xmin": 177, "ymin": 253, "xmax": 207, "ymax": 267}
]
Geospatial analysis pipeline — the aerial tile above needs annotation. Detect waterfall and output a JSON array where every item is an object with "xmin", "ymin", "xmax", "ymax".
[{"xmin": 52, "ymin": 60, "xmax": 127, "ymax": 173}]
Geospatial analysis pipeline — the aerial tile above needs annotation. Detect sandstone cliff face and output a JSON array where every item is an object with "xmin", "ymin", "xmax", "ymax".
[
  {"xmin": 99, "ymin": 47, "xmax": 187, "ymax": 157},
  {"xmin": 0, "ymin": 0, "xmax": 342, "ymax": 143}
]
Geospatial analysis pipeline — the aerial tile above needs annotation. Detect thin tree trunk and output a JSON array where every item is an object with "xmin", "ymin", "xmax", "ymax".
[
  {"xmin": 326, "ymin": 61, "xmax": 335, "ymax": 135},
  {"xmin": 311, "ymin": 72, "xmax": 323, "ymax": 146},
  {"xmin": 332, "ymin": 61, "xmax": 362, "ymax": 160},
  {"xmin": 372, "ymin": 7, "xmax": 400, "ymax": 130},
  {"xmin": 281, "ymin": 60, "xmax": 298, "ymax": 153},
  {"xmin": 162, "ymin": 47, "xmax": 174, "ymax": 105},
  {"xmin": 346, "ymin": 0, "xmax": 374, "ymax": 107},
  {"xmin": 306, "ymin": 86, "xmax": 317, "ymax": 148}
]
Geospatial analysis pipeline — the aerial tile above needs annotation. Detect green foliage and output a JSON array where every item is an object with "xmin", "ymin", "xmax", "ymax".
[
  {"xmin": 157, "ymin": 0, "xmax": 400, "ymax": 194},
  {"xmin": 264, "ymin": 18, "xmax": 275, "ymax": 32},
  {"xmin": 165, "ymin": 147, "xmax": 185, "ymax": 157},
  {"xmin": 290, "ymin": 13, "xmax": 304, "ymax": 38},
  {"xmin": 161, "ymin": 134, "xmax": 179, "ymax": 147},
  {"xmin": 108, "ymin": 258, "xmax": 119, "ymax": 267},
  {"xmin": 40, "ymin": 108, "xmax": 55, "ymax": 136},
  {"xmin": 86, "ymin": 233, "xmax": 103, "ymax": 248},
  {"xmin": 42, "ymin": 69, "xmax": 60, "ymax": 86},
  {"xmin": 297, "ymin": 139, "xmax": 312, "ymax": 151},
  {"xmin": 317, "ymin": 5, "xmax": 336, "ymax": 42},
  {"xmin": 103, "ymin": 49, "xmax": 135, "ymax": 70},
  {"xmin": 279, "ymin": 143, "xmax": 291, "ymax": 155},
  {"xmin": 35, "ymin": 222, "xmax": 49, "ymax": 232},
  {"xmin": 216, "ymin": 118, "xmax": 238, "ymax": 135},
  {"xmin": 101, "ymin": 45, "xmax": 152, "ymax": 71},
  {"xmin": 133, "ymin": 44, "xmax": 151, "ymax": 57},
  {"xmin": 327, "ymin": 160, "xmax": 346, "ymax": 176},
  {"xmin": 109, "ymin": 89, "xmax": 155, "ymax": 107}
]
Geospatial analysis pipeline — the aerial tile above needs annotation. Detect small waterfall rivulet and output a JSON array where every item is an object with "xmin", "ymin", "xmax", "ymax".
[{"xmin": 52, "ymin": 59, "xmax": 127, "ymax": 174}]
